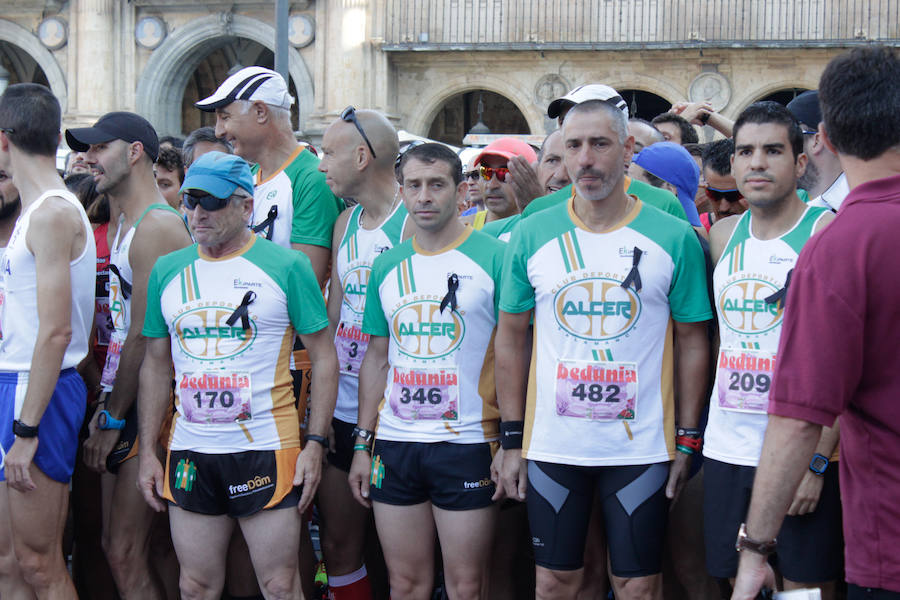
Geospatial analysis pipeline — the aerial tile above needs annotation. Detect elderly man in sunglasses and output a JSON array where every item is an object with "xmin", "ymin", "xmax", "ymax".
[{"xmin": 137, "ymin": 151, "xmax": 339, "ymax": 600}]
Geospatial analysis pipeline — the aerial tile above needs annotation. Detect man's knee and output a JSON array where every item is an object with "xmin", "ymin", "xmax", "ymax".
[
  {"xmin": 536, "ymin": 567, "xmax": 580, "ymax": 600},
  {"xmin": 387, "ymin": 572, "xmax": 431, "ymax": 600},
  {"xmin": 15, "ymin": 547, "xmax": 64, "ymax": 591},
  {"xmin": 444, "ymin": 575, "xmax": 482, "ymax": 600},
  {"xmin": 180, "ymin": 570, "xmax": 222, "ymax": 600},
  {"xmin": 103, "ymin": 525, "xmax": 149, "ymax": 576},
  {"xmin": 258, "ymin": 569, "xmax": 300, "ymax": 600},
  {"xmin": 614, "ymin": 575, "xmax": 662, "ymax": 600}
]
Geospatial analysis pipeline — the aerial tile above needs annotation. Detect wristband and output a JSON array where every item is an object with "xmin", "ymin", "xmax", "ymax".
[
  {"xmin": 353, "ymin": 444, "xmax": 371, "ymax": 453},
  {"xmin": 499, "ymin": 420, "xmax": 524, "ymax": 450},
  {"xmin": 676, "ymin": 444, "xmax": 694, "ymax": 455},
  {"xmin": 676, "ymin": 427, "xmax": 702, "ymax": 438},
  {"xmin": 305, "ymin": 434, "xmax": 329, "ymax": 449},
  {"xmin": 675, "ymin": 434, "xmax": 703, "ymax": 452},
  {"xmin": 12, "ymin": 419, "xmax": 38, "ymax": 438}
]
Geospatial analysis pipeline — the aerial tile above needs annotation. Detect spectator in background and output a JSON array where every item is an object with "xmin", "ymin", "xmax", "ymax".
[
  {"xmin": 65, "ymin": 150, "xmax": 90, "ymax": 176},
  {"xmin": 462, "ymin": 137, "xmax": 537, "ymax": 229},
  {"xmin": 671, "ymin": 101, "xmax": 735, "ymax": 139},
  {"xmin": 535, "ymin": 129, "xmax": 570, "ymax": 195},
  {"xmin": 628, "ymin": 118, "xmax": 665, "ymax": 154},
  {"xmin": 461, "ymin": 155, "xmax": 483, "ymax": 216},
  {"xmin": 652, "ymin": 112, "xmax": 700, "ymax": 145},
  {"xmin": 684, "ymin": 142, "xmax": 713, "ymax": 215},
  {"xmin": 155, "ymin": 146, "xmax": 184, "ymax": 209},
  {"xmin": 157, "ymin": 135, "xmax": 184, "ymax": 151},
  {"xmin": 182, "ymin": 126, "xmax": 233, "ymax": 168},
  {"xmin": 700, "ymin": 138, "xmax": 747, "ymax": 231}
]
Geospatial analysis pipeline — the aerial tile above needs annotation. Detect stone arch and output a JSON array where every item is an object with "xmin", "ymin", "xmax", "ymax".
[
  {"xmin": 406, "ymin": 77, "xmax": 544, "ymax": 139},
  {"xmin": 611, "ymin": 75, "xmax": 682, "ymax": 110},
  {"xmin": 0, "ymin": 19, "xmax": 67, "ymax": 111},
  {"xmin": 136, "ymin": 14, "xmax": 314, "ymax": 136},
  {"xmin": 732, "ymin": 80, "xmax": 817, "ymax": 115}
]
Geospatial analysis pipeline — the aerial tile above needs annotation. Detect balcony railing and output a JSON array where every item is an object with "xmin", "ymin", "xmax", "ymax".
[{"xmin": 381, "ymin": 0, "xmax": 900, "ymax": 50}]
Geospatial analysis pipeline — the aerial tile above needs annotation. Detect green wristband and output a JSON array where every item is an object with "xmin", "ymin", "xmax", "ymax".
[
  {"xmin": 353, "ymin": 444, "xmax": 371, "ymax": 453},
  {"xmin": 675, "ymin": 444, "xmax": 695, "ymax": 455}
]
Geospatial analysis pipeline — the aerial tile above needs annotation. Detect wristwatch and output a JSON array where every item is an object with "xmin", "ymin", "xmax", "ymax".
[
  {"xmin": 735, "ymin": 523, "xmax": 776, "ymax": 555},
  {"xmin": 809, "ymin": 453, "xmax": 829, "ymax": 475},
  {"xmin": 97, "ymin": 409, "xmax": 126, "ymax": 431},
  {"xmin": 352, "ymin": 426, "xmax": 375, "ymax": 444},
  {"xmin": 12, "ymin": 419, "xmax": 39, "ymax": 438}
]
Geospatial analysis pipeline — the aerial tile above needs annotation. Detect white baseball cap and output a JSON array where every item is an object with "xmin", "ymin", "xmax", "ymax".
[
  {"xmin": 547, "ymin": 84, "xmax": 629, "ymax": 119},
  {"xmin": 195, "ymin": 66, "xmax": 294, "ymax": 112}
]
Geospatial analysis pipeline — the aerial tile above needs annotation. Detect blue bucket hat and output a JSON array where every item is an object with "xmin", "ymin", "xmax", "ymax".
[
  {"xmin": 180, "ymin": 151, "xmax": 254, "ymax": 198},
  {"xmin": 633, "ymin": 142, "xmax": 701, "ymax": 226}
]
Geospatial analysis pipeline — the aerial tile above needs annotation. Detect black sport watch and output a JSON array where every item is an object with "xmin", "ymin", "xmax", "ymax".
[
  {"xmin": 809, "ymin": 453, "xmax": 829, "ymax": 475},
  {"xmin": 352, "ymin": 426, "xmax": 375, "ymax": 444}
]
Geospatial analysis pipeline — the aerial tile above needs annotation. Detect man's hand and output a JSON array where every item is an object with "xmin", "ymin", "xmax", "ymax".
[
  {"xmin": 671, "ymin": 101, "xmax": 714, "ymax": 126},
  {"xmin": 732, "ymin": 552, "xmax": 776, "ymax": 600},
  {"xmin": 507, "ymin": 156, "xmax": 545, "ymax": 208},
  {"xmin": 665, "ymin": 452, "xmax": 692, "ymax": 501},
  {"xmin": 83, "ymin": 427, "xmax": 122, "ymax": 473},
  {"xmin": 787, "ymin": 470, "xmax": 825, "ymax": 516},
  {"xmin": 4, "ymin": 437, "xmax": 39, "ymax": 492},
  {"xmin": 137, "ymin": 452, "xmax": 167, "ymax": 512},
  {"xmin": 347, "ymin": 450, "xmax": 372, "ymax": 508},
  {"xmin": 490, "ymin": 446, "xmax": 506, "ymax": 501},
  {"xmin": 293, "ymin": 442, "xmax": 325, "ymax": 514},
  {"xmin": 498, "ymin": 448, "xmax": 527, "ymax": 501}
]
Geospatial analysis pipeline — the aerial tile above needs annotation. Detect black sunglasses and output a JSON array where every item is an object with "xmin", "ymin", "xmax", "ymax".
[
  {"xmin": 705, "ymin": 187, "xmax": 743, "ymax": 203},
  {"xmin": 183, "ymin": 190, "xmax": 233, "ymax": 212},
  {"xmin": 341, "ymin": 106, "xmax": 377, "ymax": 158}
]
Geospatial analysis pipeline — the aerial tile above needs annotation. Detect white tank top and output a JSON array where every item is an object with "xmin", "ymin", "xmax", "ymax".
[{"xmin": 0, "ymin": 189, "xmax": 96, "ymax": 372}]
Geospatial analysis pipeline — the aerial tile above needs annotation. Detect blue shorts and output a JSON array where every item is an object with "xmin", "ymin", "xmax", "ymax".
[{"xmin": 0, "ymin": 368, "xmax": 87, "ymax": 484}]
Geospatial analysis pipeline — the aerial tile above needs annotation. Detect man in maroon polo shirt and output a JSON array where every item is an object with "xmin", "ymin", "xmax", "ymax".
[{"xmin": 732, "ymin": 46, "xmax": 900, "ymax": 600}]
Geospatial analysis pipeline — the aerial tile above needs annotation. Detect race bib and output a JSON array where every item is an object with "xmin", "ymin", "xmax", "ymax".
[
  {"xmin": 100, "ymin": 339, "xmax": 123, "ymax": 389},
  {"xmin": 178, "ymin": 371, "xmax": 253, "ymax": 424},
  {"xmin": 335, "ymin": 321, "xmax": 369, "ymax": 377},
  {"xmin": 388, "ymin": 366, "xmax": 459, "ymax": 422},
  {"xmin": 555, "ymin": 360, "xmax": 638, "ymax": 421},
  {"xmin": 716, "ymin": 348, "xmax": 774, "ymax": 414}
]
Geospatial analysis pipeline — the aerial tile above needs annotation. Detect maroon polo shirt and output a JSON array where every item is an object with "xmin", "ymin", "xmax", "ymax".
[{"xmin": 770, "ymin": 173, "xmax": 900, "ymax": 592}]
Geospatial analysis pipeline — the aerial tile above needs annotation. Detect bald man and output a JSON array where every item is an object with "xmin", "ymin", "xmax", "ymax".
[{"xmin": 318, "ymin": 108, "xmax": 415, "ymax": 600}]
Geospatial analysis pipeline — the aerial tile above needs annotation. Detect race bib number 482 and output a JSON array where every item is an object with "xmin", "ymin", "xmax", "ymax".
[
  {"xmin": 555, "ymin": 360, "xmax": 638, "ymax": 421},
  {"xmin": 716, "ymin": 348, "xmax": 774, "ymax": 414},
  {"xmin": 179, "ymin": 371, "xmax": 253, "ymax": 424},
  {"xmin": 388, "ymin": 366, "xmax": 459, "ymax": 422}
]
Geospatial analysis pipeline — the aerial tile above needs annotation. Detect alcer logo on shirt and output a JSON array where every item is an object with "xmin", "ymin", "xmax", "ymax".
[
  {"xmin": 173, "ymin": 305, "xmax": 258, "ymax": 360},
  {"xmin": 718, "ymin": 278, "xmax": 783, "ymax": 334},
  {"xmin": 390, "ymin": 299, "xmax": 465, "ymax": 359},
  {"xmin": 341, "ymin": 265, "xmax": 370, "ymax": 315},
  {"xmin": 553, "ymin": 277, "xmax": 641, "ymax": 341}
]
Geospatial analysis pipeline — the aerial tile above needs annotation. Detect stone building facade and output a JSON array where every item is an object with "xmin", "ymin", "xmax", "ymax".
[{"xmin": 0, "ymin": 0, "xmax": 897, "ymax": 146}]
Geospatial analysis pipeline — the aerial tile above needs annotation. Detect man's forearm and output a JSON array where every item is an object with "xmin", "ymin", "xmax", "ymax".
[
  {"xmin": 745, "ymin": 415, "xmax": 822, "ymax": 540},
  {"xmin": 306, "ymin": 358, "xmax": 338, "ymax": 437},
  {"xmin": 814, "ymin": 418, "xmax": 840, "ymax": 458},
  {"xmin": 136, "ymin": 353, "xmax": 172, "ymax": 457},
  {"xmin": 356, "ymin": 344, "xmax": 388, "ymax": 432},
  {"xmin": 106, "ymin": 333, "xmax": 148, "ymax": 417},
  {"xmin": 495, "ymin": 317, "xmax": 531, "ymax": 422},
  {"xmin": 674, "ymin": 322, "xmax": 709, "ymax": 429}
]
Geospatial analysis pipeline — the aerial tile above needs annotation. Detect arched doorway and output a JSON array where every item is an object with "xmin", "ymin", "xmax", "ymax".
[
  {"xmin": 136, "ymin": 15, "xmax": 313, "ymax": 137},
  {"xmin": 618, "ymin": 89, "xmax": 672, "ymax": 121},
  {"xmin": 182, "ymin": 41, "xmax": 301, "ymax": 134},
  {"xmin": 756, "ymin": 88, "xmax": 810, "ymax": 106},
  {"xmin": 0, "ymin": 41, "xmax": 50, "ymax": 90},
  {"xmin": 0, "ymin": 19, "xmax": 66, "ymax": 110},
  {"xmin": 427, "ymin": 90, "xmax": 529, "ymax": 146}
]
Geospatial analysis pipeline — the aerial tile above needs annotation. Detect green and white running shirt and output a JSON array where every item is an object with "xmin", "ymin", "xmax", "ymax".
[
  {"xmin": 362, "ymin": 229, "xmax": 504, "ymax": 444},
  {"xmin": 704, "ymin": 206, "xmax": 829, "ymax": 466},
  {"xmin": 143, "ymin": 236, "xmax": 328, "ymax": 453},
  {"xmin": 501, "ymin": 196, "xmax": 712, "ymax": 466},
  {"xmin": 334, "ymin": 202, "xmax": 409, "ymax": 423}
]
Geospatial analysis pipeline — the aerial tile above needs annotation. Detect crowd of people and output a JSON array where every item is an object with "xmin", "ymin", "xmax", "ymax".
[{"xmin": 0, "ymin": 44, "xmax": 897, "ymax": 600}]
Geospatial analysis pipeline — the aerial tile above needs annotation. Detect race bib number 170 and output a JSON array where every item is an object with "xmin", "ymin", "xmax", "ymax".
[
  {"xmin": 555, "ymin": 360, "xmax": 638, "ymax": 421},
  {"xmin": 179, "ymin": 371, "xmax": 253, "ymax": 424}
]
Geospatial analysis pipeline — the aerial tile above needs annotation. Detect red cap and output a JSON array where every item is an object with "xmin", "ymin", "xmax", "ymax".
[{"xmin": 474, "ymin": 137, "xmax": 537, "ymax": 166}]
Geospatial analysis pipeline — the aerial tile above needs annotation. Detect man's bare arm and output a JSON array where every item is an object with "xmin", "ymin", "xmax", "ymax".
[
  {"xmin": 136, "ymin": 335, "xmax": 175, "ymax": 511},
  {"xmin": 293, "ymin": 243, "xmax": 331, "ymax": 288},
  {"xmin": 494, "ymin": 310, "xmax": 532, "ymax": 501}
]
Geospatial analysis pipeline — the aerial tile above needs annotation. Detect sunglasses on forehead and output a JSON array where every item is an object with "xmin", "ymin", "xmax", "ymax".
[
  {"xmin": 705, "ymin": 187, "xmax": 743, "ymax": 203},
  {"xmin": 479, "ymin": 165, "xmax": 510, "ymax": 182},
  {"xmin": 341, "ymin": 106, "xmax": 377, "ymax": 159},
  {"xmin": 183, "ymin": 190, "xmax": 234, "ymax": 212}
]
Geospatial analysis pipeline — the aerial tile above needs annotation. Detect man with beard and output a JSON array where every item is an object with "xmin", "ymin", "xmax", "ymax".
[
  {"xmin": 786, "ymin": 91, "xmax": 848, "ymax": 211},
  {"xmin": 66, "ymin": 112, "xmax": 193, "ymax": 600}
]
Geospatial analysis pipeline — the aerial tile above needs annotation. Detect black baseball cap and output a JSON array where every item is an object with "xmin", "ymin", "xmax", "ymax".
[
  {"xmin": 786, "ymin": 91, "xmax": 822, "ymax": 129},
  {"xmin": 65, "ymin": 111, "xmax": 160, "ymax": 161}
]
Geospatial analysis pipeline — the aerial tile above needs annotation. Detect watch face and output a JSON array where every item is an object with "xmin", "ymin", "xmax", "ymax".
[
  {"xmin": 99, "ymin": 412, "xmax": 108, "ymax": 428},
  {"xmin": 811, "ymin": 456, "xmax": 828, "ymax": 472}
]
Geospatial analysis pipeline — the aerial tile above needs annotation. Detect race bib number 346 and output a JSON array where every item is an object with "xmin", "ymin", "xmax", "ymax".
[
  {"xmin": 179, "ymin": 371, "xmax": 253, "ymax": 424},
  {"xmin": 555, "ymin": 360, "xmax": 638, "ymax": 421},
  {"xmin": 717, "ymin": 348, "xmax": 774, "ymax": 414},
  {"xmin": 388, "ymin": 366, "xmax": 459, "ymax": 422}
]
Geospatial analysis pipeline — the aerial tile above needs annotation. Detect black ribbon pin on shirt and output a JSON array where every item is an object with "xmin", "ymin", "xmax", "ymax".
[
  {"xmin": 764, "ymin": 268, "xmax": 793, "ymax": 310},
  {"xmin": 440, "ymin": 274, "xmax": 459, "ymax": 314},
  {"xmin": 621, "ymin": 247, "xmax": 643, "ymax": 293},
  {"xmin": 108, "ymin": 264, "xmax": 133, "ymax": 300},
  {"xmin": 251, "ymin": 205, "xmax": 278, "ymax": 240},
  {"xmin": 226, "ymin": 291, "xmax": 257, "ymax": 332}
]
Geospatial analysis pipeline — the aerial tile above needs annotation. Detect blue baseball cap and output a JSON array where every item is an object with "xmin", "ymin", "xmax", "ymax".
[
  {"xmin": 180, "ymin": 151, "xmax": 254, "ymax": 198},
  {"xmin": 633, "ymin": 142, "xmax": 701, "ymax": 226}
]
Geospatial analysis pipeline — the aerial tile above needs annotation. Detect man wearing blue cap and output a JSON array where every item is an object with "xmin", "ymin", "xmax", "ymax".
[
  {"xmin": 67, "ymin": 111, "xmax": 193, "ymax": 600},
  {"xmin": 630, "ymin": 141, "xmax": 703, "ymax": 227},
  {"xmin": 136, "ymin": 151, "xmax": 338, "ymax": 600}
]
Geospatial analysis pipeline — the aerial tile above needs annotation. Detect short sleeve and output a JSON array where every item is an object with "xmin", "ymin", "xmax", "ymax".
[
  {"xmin": 289, "ymin": 154, "xmax": 344, "ymax": 248},
  {"xmin": 142, "ymin": 260, "xmax": 169, "ymax": 338},
  {"xmin": 361, "ymin": 256, "xmax": 390, "ymax": 338},
  {"xmin": 286, "ymin": 253, "xmax": 329, "ymax": 334},
  {"xmin": 667, "ymin": 227, "xmax": 713, "ymax": 322},
  {"xmin": 498, "ymin": 225, "xmax": 536, "ymax": 313}
]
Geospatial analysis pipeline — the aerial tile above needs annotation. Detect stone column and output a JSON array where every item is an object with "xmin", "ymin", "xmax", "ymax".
[{"xmin": 65, "ymin": 0, "xmax": 116, "ymax": 126}]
